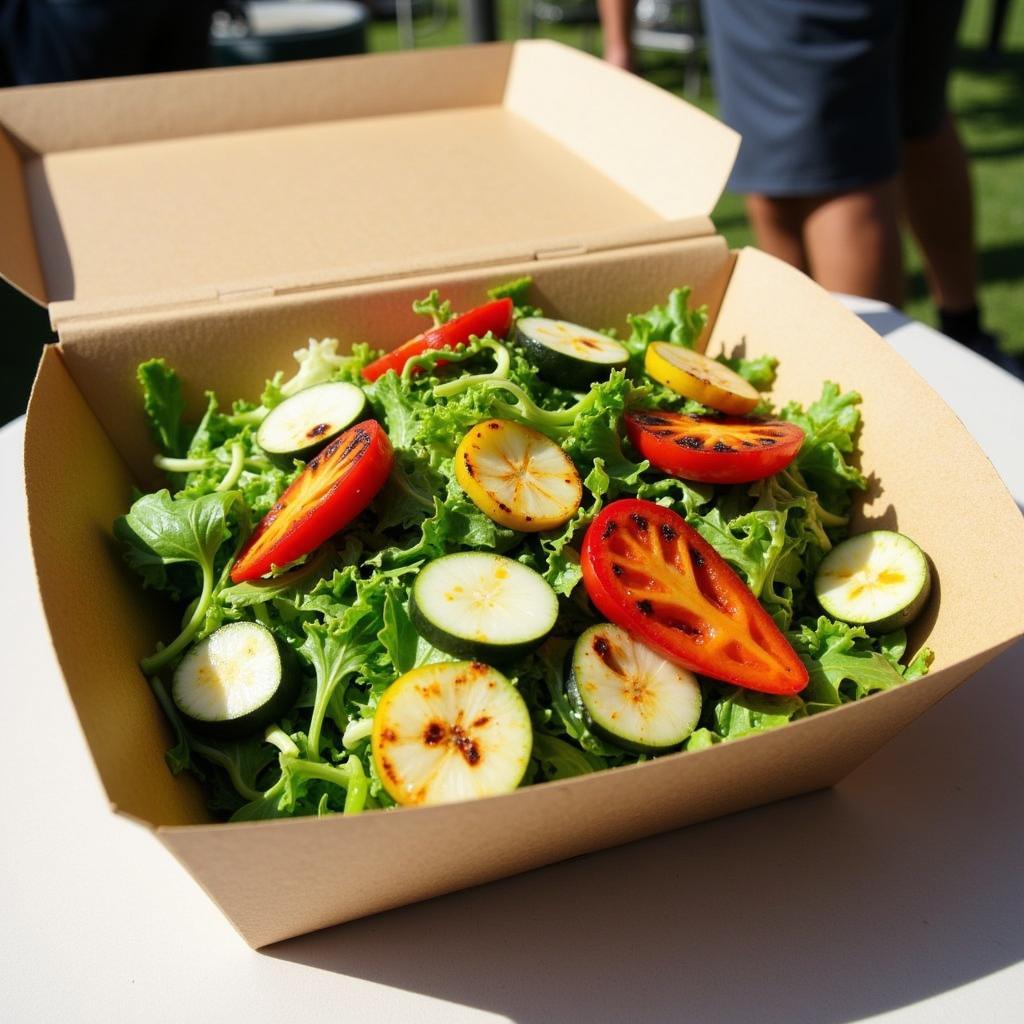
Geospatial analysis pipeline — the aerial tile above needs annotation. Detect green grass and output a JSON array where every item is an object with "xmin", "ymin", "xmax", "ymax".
[{"xmin": 371, "ymin": 0, "xmax": 1024, "ymax": 352}]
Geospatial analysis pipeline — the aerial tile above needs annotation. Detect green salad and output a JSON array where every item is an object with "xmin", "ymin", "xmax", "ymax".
[{"xmin": 115, "ymin": 278, "xmax": 933, "ymax": 820}]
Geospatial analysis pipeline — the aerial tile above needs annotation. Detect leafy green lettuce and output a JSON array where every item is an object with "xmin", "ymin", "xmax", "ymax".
[{"xmin": 116, "ymin": 278, "xmax": 931, "ymax": 819}]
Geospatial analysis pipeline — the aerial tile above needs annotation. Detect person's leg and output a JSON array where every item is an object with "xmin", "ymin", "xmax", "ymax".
[
  {"xmin": 744, "ymin": 195, "xmax": 810, "ymax": 275},
  {"xmin": 598, "ymin": 0, "xmax": 635, "ymax": 71},
  {"xmin": 802, "ymin": 179, "xmax": 905, "ymax": 307},
  {"xmin": 703, "ymin": 0, "xmax": 904, "ymax": 300},
  {"xmin": 746, "ymin": 179, "xmax": 904, "ymax": 307},
  {"xmin": 900, "ymin": 114, "xmax": 976, "ymax": 313}
]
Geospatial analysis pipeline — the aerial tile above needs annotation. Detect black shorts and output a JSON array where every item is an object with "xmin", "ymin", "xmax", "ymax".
[{"xmin": 702, "ymin": 0, "xmax": 965, "ymax": 196}]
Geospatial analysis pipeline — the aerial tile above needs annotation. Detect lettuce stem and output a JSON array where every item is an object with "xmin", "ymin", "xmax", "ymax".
[
  {"xmin": 342, "ymin": 756, "xmax": 368, "ymax": 815},
  {"xmin": 216, "ymin": 442, "xmax": 246, "ymax": 492},
  {"xmin": 403, "ymin": 334, "xmax": 508, "ymax": 382},
  {"xmin": 154, "ymin": 451, "xmax": 269, "ymax": 475},
  {"xmin": 264, "ymin": 725, "xmax": 300, "ymax": 757},
  {"xmin": 153, "ymin": 455, "xmax": 213, "ymax": 473},
  {"xmin": 226, "ymin": 407, "xmax": 268, "ymax": 428},
  {"xmin": 342, "ymin": 717, "xmax": 374, "ymax": 750},
  {"xmin": 140, "ymin": 564, "xmax": 214, "ymax": 675},
  {"xmin": 435, "ymin": 374, "xmax": 597, "ymax": 433}
]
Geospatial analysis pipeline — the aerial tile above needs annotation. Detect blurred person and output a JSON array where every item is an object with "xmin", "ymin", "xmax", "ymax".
[
  {"xmin": 598, "ymin": 0, "xmax": 1017, "ymax": 374},
  {"xmin": 599, "ymin": 0, "xmax": 634, "ymax": 72},
  {"xmin": 0, "ymin": 0, "xmax": 216, "ymax": 85}
]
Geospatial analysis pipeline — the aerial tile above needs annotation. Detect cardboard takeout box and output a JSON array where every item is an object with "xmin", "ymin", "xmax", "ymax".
[{"xmin": 6, "ymin": 42, "xmax": 1023, "ymax": 948}]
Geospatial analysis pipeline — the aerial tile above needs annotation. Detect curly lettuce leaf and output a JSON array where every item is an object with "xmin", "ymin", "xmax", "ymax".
[
  {"xmin": 711, "ymin": 687, "xmax": 806, "ymax": 738},
  {"xmin": 787, "ymin": 616, "xmax": 932, "ymax": 711},
  {"xmin": 137, "ymin": 358, "xmax": 185, "ymax": 457},
  {"xmin": 488, "ymin": 275, "xmax": 542, "ymax": 318},
  {"xmin": 622, "ymin": 286, "xmax": 708, "ymax": 373},
  {"xmin": 781, "ymin": 382, "xmax": 867, "ymax": 514},
  {"xmin": 717, "ymin": 352, "xmax": 779, "ymax": 392},
  {"xmin": 411, "ymin": 288, "xmax": 454, "ymax": 327},
  {"xmin": 261, "ymin": 338, "xmax": 378, "ymax": 409}
]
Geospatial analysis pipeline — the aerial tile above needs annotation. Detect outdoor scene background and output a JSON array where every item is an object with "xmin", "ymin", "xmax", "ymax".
[{"xmin": 2, "ymin": 0, "xmax": 1020, "ymax": 423}]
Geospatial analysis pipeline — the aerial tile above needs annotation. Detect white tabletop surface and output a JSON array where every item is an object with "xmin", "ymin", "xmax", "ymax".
[{"xmin": 2, "ymin": 301, "xmax": 1022, "ymax": 1024}]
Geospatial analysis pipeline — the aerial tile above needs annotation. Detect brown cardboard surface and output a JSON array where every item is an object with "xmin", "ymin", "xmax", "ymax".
[
  {"xmin": 23, "ymin": 240, "xmax": 1024, "ymax": 945},
  {"xmin": 0, "ymin": 128, "xmax": 46, "ymax": 304},
  {"xmin": 27, "ymin": 107, "xmax": 661, "ymax": 311},
  {"xmin": 504, "ymin": 40, "xmax": 737, "ymax": 220},
  {"xmin": 0, "ymin": 43, "xmax": 510, "ymax": 153},
  {"xmin": 25, "ymin": 348, "xmax": 208, "ymax": 827},
  {"xmin": 0, "ymin": 41, "xmax": 733, "ymax": 321}
]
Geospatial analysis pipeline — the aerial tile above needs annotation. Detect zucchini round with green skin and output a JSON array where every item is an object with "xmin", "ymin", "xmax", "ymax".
[
  {"xmin": 256, "ymin": 381, "xmax": 367, "ymax": 465},
  {"xmin": 171, "ymin": 621, "xmax": 300, "ymax": 738},
  {"xmin": 373, "ymin": 661, "xmax": 533, "ymax": 806},
  {"xmin": 516, "ymin": 316, "xmax": 629, "ymax": 388},
  {"xmin": 410, "ymin": 552, "xmax": 559, "ymax": 664},
  {"xmin": 567, "ymin": 623, "xmax": 702, "ymax": 753},
  {"xmin": 814, "ymin": 530, "xmax": 932, "ymax": 634}
]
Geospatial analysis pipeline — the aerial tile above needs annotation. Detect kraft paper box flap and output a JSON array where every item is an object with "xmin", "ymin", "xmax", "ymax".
[{"xmin": 0, "ymin": 41, "xmax": 737, "ymax": 325}]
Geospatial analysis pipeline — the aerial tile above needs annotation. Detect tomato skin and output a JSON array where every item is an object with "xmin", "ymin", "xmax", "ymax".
[
  {"xmin": 624, "ymin": 411, "xmax": 804, "ymax": 485},
  {"xmin": 231, "ymin": 420, "xmax": 393, "ymax": 582},
  {"xmin": 581, "ymin": 499, "xmax": 808, "ymax": 695},
  {"xmin": 580, "ymin": 538, "xmax": 621, "ymax": 623},
  {"xmin": 361, "ymin": 298, "xmax": 514, "ymax": 382}
]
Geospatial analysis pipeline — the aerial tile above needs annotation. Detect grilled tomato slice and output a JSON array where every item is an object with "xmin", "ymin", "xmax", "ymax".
[
  {"xmin": 625, "ymin": 410, "xmax": 804, "ymax": 484},
  {"xmin": 231, "ymin": 420, "xmax": 393, "ymax": 582},
  {"xmin": 581, "ymin": 499, "xmax": 809, "ymax": 695}
]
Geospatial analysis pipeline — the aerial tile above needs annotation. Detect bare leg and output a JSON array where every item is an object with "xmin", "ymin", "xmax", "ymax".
[
  {"xmin": 598, "ymin": 0, "xmax": 635, "ymax": 71},
  {"xmin": 901, "ymin": 114, "xmax": 977, "ymax": 312},
  {"xmin": 745, "ymin": 194, "xmax": 811, "ymax": 274},
  {"xmin": 747, "ymin": 183, "xmax": 903, "ymax": 306},
  {"xmin": 802, "ymin": 179, "xmax": 905, "ymax": 306}
]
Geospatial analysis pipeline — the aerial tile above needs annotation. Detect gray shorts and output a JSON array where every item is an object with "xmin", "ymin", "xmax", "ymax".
[{"xmin": 702, "ymin": 0, "xmax": 965, "ymax": 196}]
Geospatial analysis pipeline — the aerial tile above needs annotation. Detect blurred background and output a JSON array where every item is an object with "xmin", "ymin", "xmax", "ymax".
[{"xmin": 2, "ymin": 0, "xmax": 1021, "ymax": 424}]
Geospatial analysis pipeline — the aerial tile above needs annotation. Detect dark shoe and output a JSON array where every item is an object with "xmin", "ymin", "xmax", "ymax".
[
  {"xmin": 939, "ymin": 307, "xmax": 1024, "ymax": 380},
  {"xmin": 958, "ymin": 329, "xmax": 1024, "ymax": 381}
]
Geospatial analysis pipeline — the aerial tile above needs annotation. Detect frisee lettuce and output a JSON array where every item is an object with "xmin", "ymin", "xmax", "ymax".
[{"xmin": 116, "ymin": 279, "xmax": 931, "ymax": 818}]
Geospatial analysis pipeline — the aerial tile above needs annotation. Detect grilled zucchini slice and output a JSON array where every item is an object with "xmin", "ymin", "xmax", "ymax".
[
  {"xmin": 814, "ymin": 530, "xmax": 932, "ymax": 634},
  {"xmin": 516, "ymin": 316, "xmax": 629, "ymax": 387},
  {"xmin": 256, "ymin": 381, "xmax": 367, "ymax": 464},
  {"xmin": 455, "ymin": 419, "xmax": 582, "ymax": 532},
  {"xmin": 644, "ymin": 342, "xmax": 759, "ymax": 415},
  {"xmin": 171, "ymin": 621, "xmax": 299, "ymax": 738},
  {"xmin": 410, "ymin": 551, "xmax": 559, "ymax": 663},
  {"xmin": 372, "ymin": 661, "xmax": 533, "ymax": 806},
  {"xmin": 568, "ymin": 623, "xmax": 702, "ymax": 753}
]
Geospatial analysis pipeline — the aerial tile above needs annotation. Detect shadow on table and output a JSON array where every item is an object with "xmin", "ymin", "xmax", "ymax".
[
  {"xmin": 854, "ymin": 307, "xmax": 913, "ymax": 339},
  {"xmin": 264, "ymin": 643, "xmax": 1024, "ymax": 1024}
]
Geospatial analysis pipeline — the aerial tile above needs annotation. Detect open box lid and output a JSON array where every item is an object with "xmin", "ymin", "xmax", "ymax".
[{"xmin": 0, "ymin": 40, "xmax": 737, "ymax": 332}]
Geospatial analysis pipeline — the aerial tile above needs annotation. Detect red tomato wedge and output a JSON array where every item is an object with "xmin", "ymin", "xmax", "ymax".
[
  {"xmin": 231, "ymin": 420, "xmax": 393, "ymax": 582},
  {"xmin": 624, "ymin": 411, "xmax": 804, "ymax": 485},
  {"xmin": 361, "ymin": 298, "xmax": 514, "ymax": 382},
  {"xmin": 581, "ymin": 499, "xmax": 809, "ymax": 694}
]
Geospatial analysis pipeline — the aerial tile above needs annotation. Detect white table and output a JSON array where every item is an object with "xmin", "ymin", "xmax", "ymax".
[{"xmin": 2, "ymin": 302, "xmax": 1022, "ymax": 1024}]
